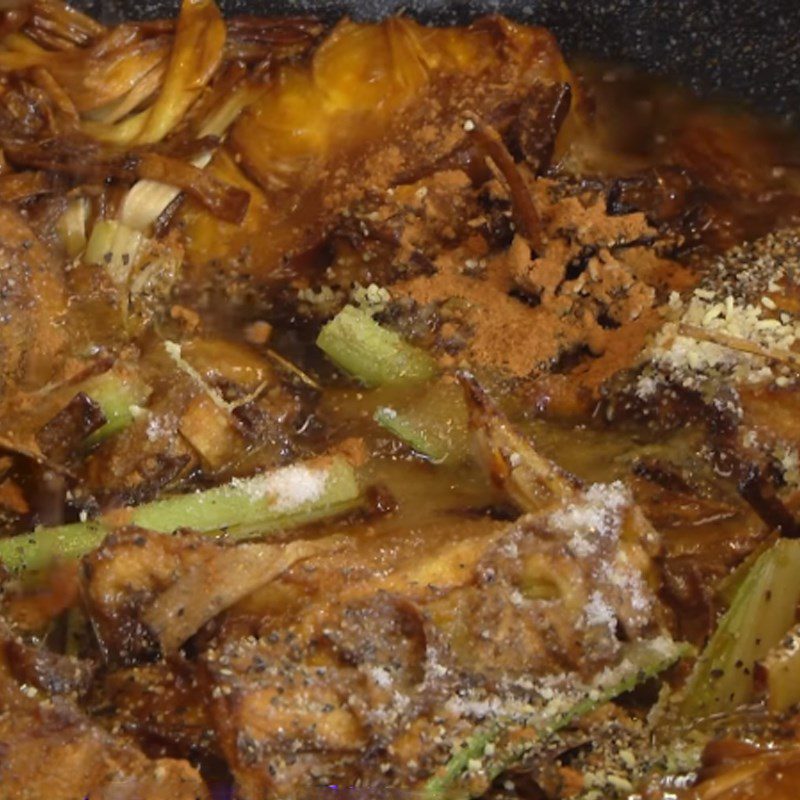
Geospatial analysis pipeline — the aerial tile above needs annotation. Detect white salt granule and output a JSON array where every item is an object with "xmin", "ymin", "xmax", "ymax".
[
  {"xmin": 366, "ymin": 666, "xmax": 394, "ymax": 689},
  {"xmin": 635, "ymin": 375, "xmax": 658, "ymax": 399},
  {"xmin": 550, "ymin": 481, "xmax": 630, "ymax": 558},
  {"xmin": 583, "ymin": 590, "xmax": 617, "ymax": 635},
  {"xmin": 230, "ymin": 464, "xmax": 328, "ymax": 510}
]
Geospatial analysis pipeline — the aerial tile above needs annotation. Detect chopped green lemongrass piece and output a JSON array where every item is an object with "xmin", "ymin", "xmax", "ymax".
[
  {"xmin": 81, "ymin": 368, "xmax": 152, "ymax": 444},
  {"xmin": 120, "ymin": 152, "xmax": 213, "ymax": 232},
  {"xmin": 715, "ymin": 534, "xmax": 776, "ymax": 606},
  {"xmin": 0, "ymin": 521, "xmax": 108, "ymax": 574},
  {"xmin": 224, "ymin": 480, "xmax": 364, "ymax": 541},
  {"xmin": 317, "ymin": 305, "xmax": 438, "ymax": 388},
  {"xmin": 375, "ymin": 381, "xmax": 469, "ymax": 463},
  {"xmin": 132, "ymin": 455, "xmax": 360, "ymax": 533},
  {"xmin": 424, "ymin": 636, "xmax": 689, "ymax": 800},
  {"xmin": 56, "ymin": 197, "xmax": 89, "ymax": 258},
  {"xmin": 757, "ymin": 622, "xmax": 800, "ymax": 712},
  {"xmin": 0, "ymin": 456, "xmax": 362, "ymax": 573},
  {"xmin": 84, "ymin": 219, "xmax": 144, "ymax": 285},
  {"xmin": 680, "ymin": 538, "xmax": 800, "ymax": 718}
]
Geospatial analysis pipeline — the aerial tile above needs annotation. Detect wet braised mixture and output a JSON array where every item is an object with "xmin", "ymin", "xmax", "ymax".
[{"xmin": 1, "ymin": 2, "xmax": 800, "ymax": 799}]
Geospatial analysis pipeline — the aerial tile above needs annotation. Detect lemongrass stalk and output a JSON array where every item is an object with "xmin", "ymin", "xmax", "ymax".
[
  {"xmin": 55, "ymin": 197, "xmax": 89, "ymax": 258},
  {"xmin": 758, "ymin": 622, "xmax": 800, "ymax": 712},
  {"xmin": 0, "ymin": 456, "xmax": 362, "ymax": 573},
  {"xmin": 198, "ymin": 82, "xmax": 262, "ymax": 138},
  {"xmin": 84, "ymin": 220, "xmax": 144, "ymax": 285},
  {"xmin": 120, "ymin": 152, "xmax": 212, "ymax": 232},
  {"xmin": 680, "ymin": 538, "xmax": 800, "ymax": 717},
  {"xmin": 424, "ymin": 637, "xmax": 689, "ymax": 800},
  {"xmin": 375, "ymin": 380, "xmax": 469, "ymax": 463},
  {"xmin": 81, "ymin": 368, "xmax": 152, "ymax": 444},
  {"xmin": 317, "ymin": 305, "xmax": 438, "ymax": 387},
  {"xmin": 0, "ymin": 522, "xmax": 108, "ymax": 574},
  {"xmin": 131, "ymin": 455, "xmax": 360, "ymax": 533}
]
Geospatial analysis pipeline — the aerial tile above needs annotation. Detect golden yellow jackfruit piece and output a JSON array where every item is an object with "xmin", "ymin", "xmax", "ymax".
[
  {"xmin": 187, "ymin": 16, "xmax": 576, "ymax": 277},
  {"xmin": 232, "ymin": 17, "xmax": 570, "ymax": 194}
]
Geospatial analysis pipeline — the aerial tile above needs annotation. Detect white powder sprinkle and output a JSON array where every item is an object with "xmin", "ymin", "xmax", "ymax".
[
  {"xmin": 229, "ymin": 464, "xmax": 328, "ymax": 510},
  {"xmin": 635, "ymin": 375, "xmax": 658, "ymax": 399},
  {"xmin": 777, "ymin": 446, "xmax": 800, "ymax": 488},
  {"xmin": 583, "ymin": 590, "xmax": 617, "ymax": 635},
  {"xmin": 550, "ymin": 481, "xmax": 630, "ymax": 558},
  {"xmin": 367, "ymin": 666, "xmax": 394, "ymax": 689},
  {"xmin": 145, "ymin": 414, "xmax": 171, "ymax": 442}
]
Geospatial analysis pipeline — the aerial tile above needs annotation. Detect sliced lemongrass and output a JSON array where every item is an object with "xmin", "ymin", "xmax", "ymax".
[
  {"xmin": 84, "ymin": 219, "xmax": 144, "ymax": 285},
  {"xmin": 81, "ymin": 367, "xmax": 152, "ymax": 444},
  {"xmin": 317, "ymin": 304, "xmax": 438, "ymax": 388},
  {"xmin": 120, "ymin": 151, "xmax": 213, "ymax": 232},
  {"xmin": 0, "ymin": 455, "xmax": 362, "ymax": 573},
  {"xmin": 680, "ymin": 538, "xmax": 800, "ymax": 717},
  {"xmin": 55, "ymin": 197, "xmax": 89, "ymax": 258}
]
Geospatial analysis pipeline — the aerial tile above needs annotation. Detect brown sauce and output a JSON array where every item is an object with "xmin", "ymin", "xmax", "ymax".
[{"xmin": 1, "ymin": 4, "xmax": 800, "ymax": 799}]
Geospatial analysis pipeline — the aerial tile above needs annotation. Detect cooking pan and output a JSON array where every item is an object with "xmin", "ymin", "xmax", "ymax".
[{"xmin": 73, "ymin": 0, "xmax": 800, "ymax": 119}]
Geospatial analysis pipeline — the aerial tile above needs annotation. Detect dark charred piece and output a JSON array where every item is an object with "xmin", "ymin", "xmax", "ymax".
[
  {"xmin": 507, "ymin": 82, "xmax": 572, "ymax": 175},
  {"xmin": 35, "ymin": 392, "xmax": 105, "ymax": 462}
]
